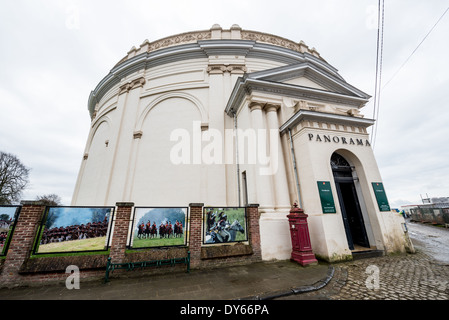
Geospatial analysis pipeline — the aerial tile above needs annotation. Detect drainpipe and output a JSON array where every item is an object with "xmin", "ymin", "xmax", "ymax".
[
  {"xmin": 234, "ymin": 112, "xmax": 241, "ymax": 207},
  {"xmin": 288, "ymin": 128, "xmax": 302, "ymax": 208}
]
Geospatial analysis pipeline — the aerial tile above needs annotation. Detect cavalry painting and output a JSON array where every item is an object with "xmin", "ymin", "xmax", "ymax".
[
  {"xmin": 130, "ymin": 207, "xmax": 188, "ymax": 249},
  {"xmin": 33, "ymin": 206, "xmax": 114, "ymax": 254},
  {"xmin": 203, "ymin": 207, "xmax": 247, "ymax": 244},
  {"xmin": 0, "ymin": 206, "xmax": 20, "ymax": 256}
]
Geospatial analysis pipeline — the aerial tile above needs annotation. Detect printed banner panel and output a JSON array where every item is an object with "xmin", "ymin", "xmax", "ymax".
[
  {"xmin": 0, "ymin": 206, "xmax": 21, "ymax": 256},
  {"xmin": 203, "ymin": 207, "xmax": 248, "ymax": 244},
  {"xmin": 33, "ymin": 206, "xmax": 114, "ymax": 254},
  {"xmin": 129, "ymin": 207, "xmax": 188, "ymax": 249}
]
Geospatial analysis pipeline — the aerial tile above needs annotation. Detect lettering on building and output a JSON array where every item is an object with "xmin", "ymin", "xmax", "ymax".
[{"xmin": 308, "ymin": 133, "xmax": 371, "ymax": 146}]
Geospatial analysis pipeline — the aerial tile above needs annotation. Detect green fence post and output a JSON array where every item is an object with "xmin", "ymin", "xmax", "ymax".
[
  {"xmin": 187, "ymin": 251, "xmax": 190, "ymax": 273},
  {"xmin": 105, "ymin": 257, "xmax": 112, "ymax": 283}
]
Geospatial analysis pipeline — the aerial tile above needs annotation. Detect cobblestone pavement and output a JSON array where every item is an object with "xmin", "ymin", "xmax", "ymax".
[{"xmin": 279, "ymin": 250, "xmax": 449, "ymax": 300}]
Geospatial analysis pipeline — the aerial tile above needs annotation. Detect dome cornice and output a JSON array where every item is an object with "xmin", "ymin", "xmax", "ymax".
[
  {"xmin": 116, "ymin": 25, "xmax": 325, "ymax": 67},
  {"xmin": 87, "ymin": 25, "xmax": 331, "ymax": 118}
]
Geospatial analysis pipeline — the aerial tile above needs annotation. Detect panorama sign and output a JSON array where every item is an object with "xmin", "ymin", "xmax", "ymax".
[{"xmin": 308, "ymin": 133, "xmax": 371, "ymax": 147}]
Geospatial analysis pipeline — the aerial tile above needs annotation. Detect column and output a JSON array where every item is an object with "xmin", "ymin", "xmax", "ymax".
[
  {"xmin": 264, "ymin": 104, "xmax": 291, "ymax": 210},
  {"xmin": 246, "ymin": 204, "xmax": 262, "ymax": 260},
  {"xmin": 109, "ymin": 202, "xmax": 134, "ymax": 263},
  {"xmin": 188, "ymin": 203, "xmax": 204, "ymax": 268},
  {"xmin": 249, "ymin": 102, "xmax": 275, "ymax": 210}
]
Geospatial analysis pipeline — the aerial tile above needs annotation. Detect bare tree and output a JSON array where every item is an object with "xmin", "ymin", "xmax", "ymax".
[
  {"xmin": 35, "ymin": 194, "xmax": 62, "ymax": 206},
  {"xmin": 0, "ymin": 151, "xmax": 30, "ymax": 205},
  {"xmin": 36, "ymin": 194, "xmax": 62, "ymax": 229}
]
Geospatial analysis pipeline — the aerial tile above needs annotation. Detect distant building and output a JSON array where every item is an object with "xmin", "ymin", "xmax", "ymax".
[
  {"xmin": 72, "ymin": 25, "xmax": 411, "ymax": 262},
  {"xmin": 0, "ymin": 219, "xmax": 12, "ymax": 232},
  {"xmin": 401, "ymin": 196, "xmax": 449, "ymax": 213},
  {"xmin": 429, "ymin": 197, "xmax": 449, "ymax": 207}
]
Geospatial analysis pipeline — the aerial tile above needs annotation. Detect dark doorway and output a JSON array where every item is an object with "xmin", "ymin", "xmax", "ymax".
[{"xmin": 331, "ymin": 153, "xmax": 370, "ymax": 250}]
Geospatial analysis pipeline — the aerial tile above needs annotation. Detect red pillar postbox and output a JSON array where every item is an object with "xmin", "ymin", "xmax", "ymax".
[{"xmin": 287, "ymin": 203, "xmax": 318, "ymax": 266}]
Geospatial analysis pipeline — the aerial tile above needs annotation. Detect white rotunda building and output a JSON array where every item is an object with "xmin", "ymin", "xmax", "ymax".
[{"xmin": 72, "ymin": 24, "xmax": 412, "ymax": 262}]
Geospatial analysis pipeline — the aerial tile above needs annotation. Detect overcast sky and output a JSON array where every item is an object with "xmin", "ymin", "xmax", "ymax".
[{"xmin": 1, "ymin": 0, "xmax": 448, "ymax": 207}]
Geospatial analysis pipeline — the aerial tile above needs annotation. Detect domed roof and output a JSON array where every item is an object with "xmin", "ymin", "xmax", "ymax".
[{"xmin": 88, "ymin": 25, "xmax": 330, "ymax": 117}]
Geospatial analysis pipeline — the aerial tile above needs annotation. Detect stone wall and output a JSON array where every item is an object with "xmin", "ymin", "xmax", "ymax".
[{"xmin": 0, "ymin": 201, "xmax": 261, "ymax": 288}]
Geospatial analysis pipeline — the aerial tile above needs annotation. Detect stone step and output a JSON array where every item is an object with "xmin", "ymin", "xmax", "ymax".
[{"xmin": 351, "ymin": 250, "xmax": 384, "ymax": 260}]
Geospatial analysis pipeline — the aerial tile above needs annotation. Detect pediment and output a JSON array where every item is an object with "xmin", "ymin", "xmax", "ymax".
[
  {"xmin": 247, "ymin": 62, "xmax": 371, "ymax": 99},
  {"xmin": 282, "ymin": 77, "xmax": 329, "ymax": 91},
  {"xmin": 225, "ymin": 61, "xmax": 371, "ymax": 116}
]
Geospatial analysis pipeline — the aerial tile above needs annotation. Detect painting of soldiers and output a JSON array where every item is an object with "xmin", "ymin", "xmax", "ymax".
[
  {"xmin": 34, "ymin": 206, "xmax": 113, "ymax": 254},
  {"xmin": 130, "ymin": 207, "xmax": 188, "ymax": 249},
  {"xmin": 0, "ymin": 206, "xmax": 20, "ymax": 256},
  {"xmin": 203, "ymin": 207, "xmax": 247, "ymax": 244}
]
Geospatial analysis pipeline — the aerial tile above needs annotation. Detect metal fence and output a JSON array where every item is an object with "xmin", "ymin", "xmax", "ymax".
[{"xmin": 410, "ymin": 207, "xmax": 449, "ymax": 225}]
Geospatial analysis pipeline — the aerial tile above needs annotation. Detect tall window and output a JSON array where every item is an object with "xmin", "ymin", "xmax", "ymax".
[{"xmin": 242, "ymin": 171, "xmax": 248, "ymax": 206}]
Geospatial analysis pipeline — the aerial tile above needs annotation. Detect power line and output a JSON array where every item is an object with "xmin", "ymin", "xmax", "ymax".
[
  {"xmin": 370, "ymin": 0, "xmax": 385, "ymax": 148},
  {"xmin": 371, "ymin": 0, "xmax": 381, "ymax": 122},
  {"xmin": 382, "ymin": 5, "xmax": 449, "ymax": 90},
  {"xmin": 371, "ymin": 4, "xmax": 449, "ymax": 148}
]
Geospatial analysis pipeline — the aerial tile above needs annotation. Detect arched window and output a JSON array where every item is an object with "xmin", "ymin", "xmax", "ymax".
[
  {"xmin": 331, "ymin": 153, "xmax": 353, "ymax": 179},
  {"xmin": 331, "ymin": 153, "xmax": 350, "ymax": 169}
]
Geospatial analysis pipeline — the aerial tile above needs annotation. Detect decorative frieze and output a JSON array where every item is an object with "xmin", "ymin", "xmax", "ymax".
[
  {"xmin": 118, "ymin": 27, "xmax": 324, "ymax": 66},
  {"xmin": 241, "ymin": 31, "xmax": 322, "ymax": 59},
  {"xmin": 299, "ymin": 120, "xmax": 365, "ymax": 133},
  {"xmin": 146, "ymin": 31, "xmax": 211, "ymax": 53},
  {"xmin": 206, "ymin": 64, "xmax": 247, "ymax": 74}
]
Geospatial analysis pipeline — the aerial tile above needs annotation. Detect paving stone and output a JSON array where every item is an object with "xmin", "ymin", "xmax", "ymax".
[{"xmin": 273, "ymin": 248, "xmax": 449, "ymax": 301}]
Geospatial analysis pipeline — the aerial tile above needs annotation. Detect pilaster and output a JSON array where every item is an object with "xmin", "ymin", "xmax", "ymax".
[
  {"xmin": 206, "ymin": 62, "xmax": 228, "ymax": 205},
  {"xmin": 248, "ymin": 102, "xmax": 275, "ymax": 210},
  {"xmin": 105, "ymin": 76, "xmax": 146, "ymax": 204}
]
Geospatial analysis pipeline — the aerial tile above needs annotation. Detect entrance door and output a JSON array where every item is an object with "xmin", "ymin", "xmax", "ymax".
[{"xmin": 331, "ymin": 153, "xmax": 370, "ymax": 250}]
